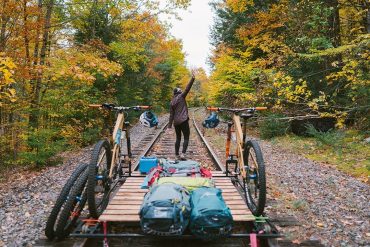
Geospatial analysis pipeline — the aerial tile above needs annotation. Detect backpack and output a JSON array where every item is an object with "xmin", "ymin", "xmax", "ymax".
[
  {"xmin": 189, "ymin": 187, "xmax": 233, "ymax": 240},
  {"xmin": 139, "ymin": 183, "xmax": 191, "ymax": 236},
  {"xmin": 157, "ymin": 177, "xmax": 215, "ymax": 192}
]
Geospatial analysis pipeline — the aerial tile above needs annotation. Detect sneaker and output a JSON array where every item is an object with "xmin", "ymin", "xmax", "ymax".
[
  {"xmin": 175, "ymin": 155, "xmax": 181, "ymax": 160},
  {"xmin": 180, "ymin": 153, "xmax": 187, "ymax": 160}
]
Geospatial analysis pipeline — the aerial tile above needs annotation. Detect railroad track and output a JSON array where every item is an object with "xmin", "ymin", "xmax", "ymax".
[{"xmin": 36, "ymin": 111, "xmax": 322, "ymax": 247}]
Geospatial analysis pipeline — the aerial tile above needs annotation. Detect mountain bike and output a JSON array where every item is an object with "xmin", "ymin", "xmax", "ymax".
[
  {"xmin": 87, "ymin": 103, "xmax": 151, "ymax": 218},
  {"xmin": 206, "ymin": 106, "xmax": 267, "ymax": 216},
  {"xmin": 45, "ymin": 163, "xmax": 88, "ymax": 240}
]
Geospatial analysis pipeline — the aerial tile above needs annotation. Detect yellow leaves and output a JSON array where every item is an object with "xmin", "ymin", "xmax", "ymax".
[
  {"xmin": 226, "ymin": 0, "xmax": 253, "ymax": 13},
  {"xmin": 0, "ymin": 54, "xmax": 17, "ymax": 105},
  {"xmin": 47, "ymin": 45, "xmax": 122, "ymax": 86}
]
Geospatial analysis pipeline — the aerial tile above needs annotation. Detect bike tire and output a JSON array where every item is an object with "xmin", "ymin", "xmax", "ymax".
[
  {"xmin": 243, "ymin": 140, "xmax": 266, "ymax": 216},
  {"xmin": 44, "ymin": 163, "xmax": 87, "ymax": 240},
  {"xmin": 87, "ymin": 139, "xmax": 112, "ymax": 219},
  {"xmin": 55, "ymin": 169, "xmax": 89, "ymax": 240}
]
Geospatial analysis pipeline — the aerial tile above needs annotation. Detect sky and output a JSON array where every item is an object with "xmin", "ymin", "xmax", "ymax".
[{"xmin": 164, "ymin": 1, "xmax": 214, "ymax": 74}]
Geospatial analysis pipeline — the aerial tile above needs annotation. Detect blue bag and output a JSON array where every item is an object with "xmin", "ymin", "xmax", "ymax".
[
  {"xmin": 139, "ymin": 183, "xmax": 191, "ymax": 236},
  {"xmin": 189, "ymin": 187, "xmax": 233, "ymax": 240}
]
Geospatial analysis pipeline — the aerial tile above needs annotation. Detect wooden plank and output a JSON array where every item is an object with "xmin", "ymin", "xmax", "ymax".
[
  {"xmin": 118, "ymin": 189, "xmax": 147, "ymax": 193},
  {"xmin": 109, "ymin": 200, "xmax": 142, "ymax": 205},
  {"xmin": 221, "ymin": 200, "xmax": 246, "ymax": 205},
  {"xmin": 233, "ymin": 215, "xmax": 255, "ymax": 221},
  {"xmin": 220, "ymin": 196, "xmax": 245, "ymax": 200},
  {"xmin": 114, "ymin": 196, "xmax": 144, "ymax": 200},
  {"xmin": 103, "ymin": 209, "xmax": 139, "ymax": 215},
  {"xmin": 229, "ymin": 209, "xmax": 252, "ymax": 215},
  {"xmin": 122, "ymin": 180, "xmax": 144, "ymax": 183},
  {"xmin": 106, "ymin": 205, "xmax": 141, "ymax": 210},
  {"xmin": 99, "ymin": 214, "xmax": 139, "ymax": 222},
  {"xmin": 114, "ymin": 192, "xmax": 145, "ymax": 196}
]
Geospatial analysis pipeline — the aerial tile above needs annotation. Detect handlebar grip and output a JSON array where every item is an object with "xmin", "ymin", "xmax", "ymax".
[
  {"xmin": 89, "ymin": 104, "xmax": 102, "ymax": 108},
  {"xmin": 255, "ymin": 107, "xmax": 267, "ymax": 110},
  {"xmin": 207, "ymin": 107, "xmax": 219, "ymax": 111},
  {"xmin": 139, "ymin": 106, "xmax": 151, "ymax": 109}
]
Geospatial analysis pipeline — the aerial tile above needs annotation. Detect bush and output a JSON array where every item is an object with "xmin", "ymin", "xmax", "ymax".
[
  {"xmin": 305, "ymin": 124, "xmax": 344, "ymax": 147},
  {"xmin": 20, "ymin": 129, "xmax": 67, "ymax": 167},
  {"xmin": 259, "ymin": 114, "xmax": 290, "ymax": 139}
]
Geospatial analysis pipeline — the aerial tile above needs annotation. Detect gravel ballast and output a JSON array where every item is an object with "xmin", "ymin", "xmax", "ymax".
[{"xmin": 0, "ymin": 114, "xmax": 168, "ymax": 246}]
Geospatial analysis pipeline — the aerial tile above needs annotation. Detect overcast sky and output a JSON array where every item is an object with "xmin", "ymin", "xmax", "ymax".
[{"xmin": 163, "ymin": 1, "xmax": 214, "ymax": 74}]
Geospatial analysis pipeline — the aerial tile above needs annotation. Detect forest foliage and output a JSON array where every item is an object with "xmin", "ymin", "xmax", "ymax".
[
  {"xmin": 208, "ymin": 0, "xmax": 369, "ymax": 129},
  {"xmin": 0, "ymin": 0, "xmax": 369, "ymax": 169},
  {"xmin": 0, "ymin": 0, "xmax": 192, "ymax": 167}
]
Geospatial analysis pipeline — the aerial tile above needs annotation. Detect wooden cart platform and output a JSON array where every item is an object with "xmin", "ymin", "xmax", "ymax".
[{"xmin": 99, "ymin": 171, "xmax": 255, "ymax": 223}]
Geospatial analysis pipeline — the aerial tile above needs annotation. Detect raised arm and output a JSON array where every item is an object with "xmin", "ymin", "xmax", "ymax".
[{"xmin": 181, "ymin": 71, "xmax": 196, "ymax": 98}]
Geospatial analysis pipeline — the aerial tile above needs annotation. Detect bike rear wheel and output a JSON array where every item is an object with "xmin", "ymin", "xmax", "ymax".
[
  {"xmin": 87, "ymin": 139, "xmax": 112, "ymax": 219},
  {"xmin": 44, "ymin": 163, "xmax": 87, "ymax": 240},
  {"xmin": 243, "ymin": 140, "xmax": 266, "ymax": 216}
]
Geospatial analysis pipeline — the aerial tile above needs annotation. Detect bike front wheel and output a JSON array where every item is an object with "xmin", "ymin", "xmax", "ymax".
[{"xmin": 243, "ymin": 140, "xmax": 266, "ymax": 216}]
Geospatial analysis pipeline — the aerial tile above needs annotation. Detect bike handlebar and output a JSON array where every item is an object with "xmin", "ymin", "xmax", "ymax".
[
  {"xmin": 89, "ymin": 103, "xmax": 151, "ymax": 111},
  {"xmin": 206, "ymin": 106, "xmax": 267, "ymax": 113}
]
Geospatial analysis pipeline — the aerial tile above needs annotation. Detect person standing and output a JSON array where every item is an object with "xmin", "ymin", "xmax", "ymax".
[{"xmin": 168, "ymin": 70, "xmax": 195, "ymax": 160}]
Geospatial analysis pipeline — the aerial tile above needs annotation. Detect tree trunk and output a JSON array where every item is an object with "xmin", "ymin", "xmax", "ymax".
[
  {"xmin": 23, "ymin": 0, "xmax": 30, "ymax": 64},
  {"xmin": 0, "ymin": 0, "xmax": 9, "ymax": 52},
  {"xmin": 327, "ymin": 0, "xmax": 341, "ymax": 47},
  {"xmin": 29, "ymin": 0, "xmax": 54, "ymax": 129},
  {"xmin": 33, "ymin": 0, "xmax": 42, "ymax": 66}
]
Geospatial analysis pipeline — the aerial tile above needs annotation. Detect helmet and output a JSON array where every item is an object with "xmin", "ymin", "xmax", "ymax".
[
  {"xmin": 140, "ymin": 111, "xmax": 159, "ymax": 128},
  {"xmin": 202, "ymin": 112, "xmax": 220, "ymax": 128}
]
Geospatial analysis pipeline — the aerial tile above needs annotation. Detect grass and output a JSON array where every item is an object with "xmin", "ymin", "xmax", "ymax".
[{"xmin": 271, "ymin": 130, "xmax": 370, "ymax": 182}]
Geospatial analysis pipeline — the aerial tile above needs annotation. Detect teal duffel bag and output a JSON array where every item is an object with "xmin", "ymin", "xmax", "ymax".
[
  {"xmin": 139, "ymin": 183, "xmax": 191, "ymax": 236},
  {"xmin": 189, "ymin": 187, "xmax": 233, "ymax": 240}
]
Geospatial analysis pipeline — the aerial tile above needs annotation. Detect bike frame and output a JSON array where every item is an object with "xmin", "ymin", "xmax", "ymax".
[
  {"xmin": 89, "ymin": 104, "xmax": 150, "ymax": 178},
  {"xmin": 207, "ymin": 107, "xmax": 267, "ymax": 179}
]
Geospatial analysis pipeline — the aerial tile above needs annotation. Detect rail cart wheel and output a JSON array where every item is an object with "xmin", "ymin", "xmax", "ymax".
[
  {"xmin": 45, "ymin": 163, "xmax": 87, "ymax": 240},
  {"xmin": 87, "ymin": 139, "xmax": 112, "ymax": 219},
  {"xmin": 243, "ymin": 140, "xmax": 266, "ymax": 216},
  {"xmin": 55, "ymin": 169, "xmax": 89, "ymax": 240}
]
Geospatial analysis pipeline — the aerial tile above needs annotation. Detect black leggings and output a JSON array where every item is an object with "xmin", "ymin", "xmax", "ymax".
[{"xmin": 174, "ymin": 120, "xmax": 190, "ymax": 155}]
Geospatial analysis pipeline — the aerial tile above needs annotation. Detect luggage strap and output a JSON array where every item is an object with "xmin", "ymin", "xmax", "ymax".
[{"xmin": 250, "ymin": 233, "xmax": 258, "ymax": 247}]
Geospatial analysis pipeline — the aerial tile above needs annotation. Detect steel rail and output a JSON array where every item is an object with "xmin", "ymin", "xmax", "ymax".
[
  {"xmin": 131, "ymin": 122, "xmax": 168, "ymax": 171},
  {"xmin": 192, "ymin": 114, "xmax": 225, "ymax": 172}
]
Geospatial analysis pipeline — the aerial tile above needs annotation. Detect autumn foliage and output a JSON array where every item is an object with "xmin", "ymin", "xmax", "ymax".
[
  {"xmin": 0, "ymin": 0, "xmax": 191, "ymax": 168},
  {"xmin": 209, "ymin": 0, "xmax": 369, "ymax": 129}
]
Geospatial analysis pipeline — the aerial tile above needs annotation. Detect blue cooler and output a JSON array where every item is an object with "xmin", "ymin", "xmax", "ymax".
[{"xmin": 139, "ymin": 157, "xmax": 158, "ymax": 174}]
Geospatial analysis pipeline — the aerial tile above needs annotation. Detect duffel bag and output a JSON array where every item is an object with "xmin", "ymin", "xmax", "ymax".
[
  {"xmin": 163, "ymin": 160, "xmax": 201, "ymax": 177},
  {"xmin": 139, "ymin": 183, "xmax": 191, "ymax": 236},
  {"xmin": 156, "ymin": 177, "xmax": 215, "ymax": 192},
  {"xmin": 190, "ymin": 187, "xmax": 233, "ymax": 240}
]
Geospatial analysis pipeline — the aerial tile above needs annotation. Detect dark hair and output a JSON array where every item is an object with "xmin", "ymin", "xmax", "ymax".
[{"xmin": 173, "ymin": 87, "xmax": 182, "ymax": 95}]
